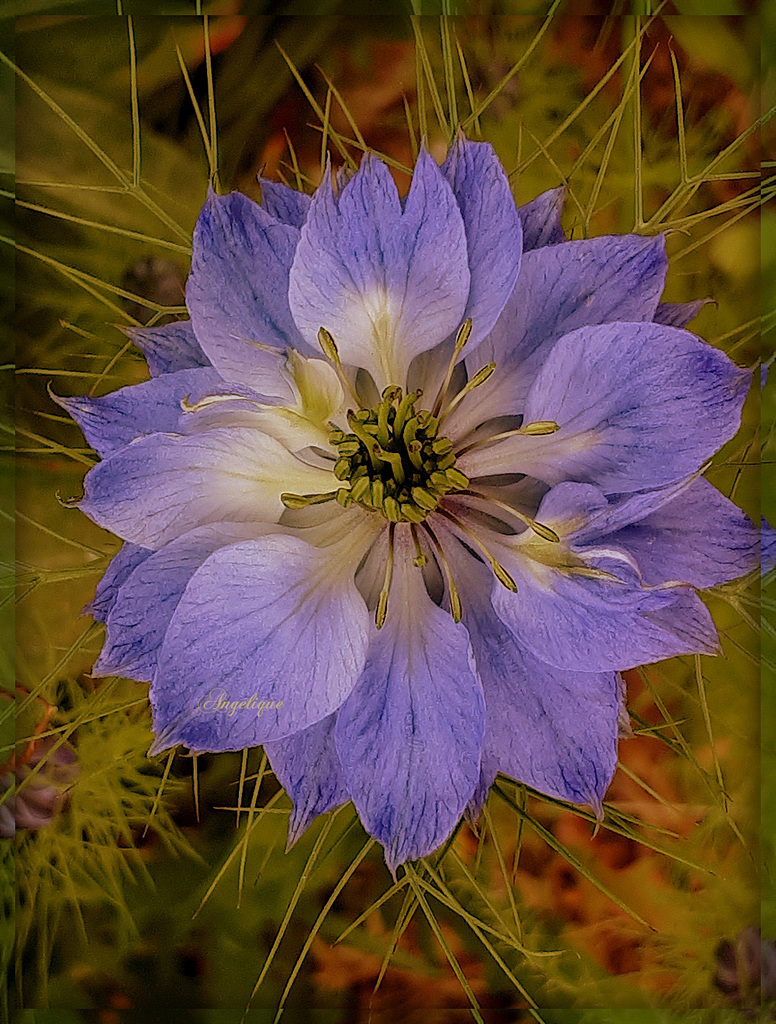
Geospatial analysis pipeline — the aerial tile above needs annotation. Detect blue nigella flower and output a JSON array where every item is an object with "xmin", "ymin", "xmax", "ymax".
[{"xmin": 59, "ymin": 138, "xmax": 759, "ymax": 871}]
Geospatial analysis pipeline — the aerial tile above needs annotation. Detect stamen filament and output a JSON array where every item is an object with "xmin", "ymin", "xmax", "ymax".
[
  {"xmin": 376, "ymin": 523, "xmax": 396, "ymax": 628},
  {"xmin": 436, "ymin": 507, "xmax": 517, "ymax": 592},
  {"xmin": 372, "ymin": 443, "xmax": 406, "ymax": 485},
  {"xmin": 456, "ymin": 420, "xmax": 560, "ymax": 458},
  {"xmin": 422, "ymin": 522, "xmax": 463, "ymax": 621},
  {"xmin": 431, "ymin": 317, "xmax": 473, "ymax": 417},
  {"xmin": 462, "ymin": 490, "xmax": 560, "ymax": 543},
  {"xmin": 318, "ymin": 326, "xmax": 361, "ymax": 406},
  {"xmin": 437, "ymin": 361, "xmax": 496, "ymax": 424}
]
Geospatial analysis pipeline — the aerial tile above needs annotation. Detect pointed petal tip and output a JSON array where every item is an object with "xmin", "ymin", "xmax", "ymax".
[{"xmin": 147, "ymin": 734, "xmax": 176, "ymax": 759}]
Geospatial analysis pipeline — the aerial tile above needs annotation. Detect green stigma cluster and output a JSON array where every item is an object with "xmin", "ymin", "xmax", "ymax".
[{"xmin": 329, "ymin": 387, "xmax": 468, "ymax": 523}]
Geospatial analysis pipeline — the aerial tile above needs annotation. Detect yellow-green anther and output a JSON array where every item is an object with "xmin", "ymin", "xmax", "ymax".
[
  {"xmin": 469, "ymin": 362, "xmax": 496, "ymax": 388},
  {"xmin": 334, "ymin": 458, "xmax": 351, "ymax": 480},
  {"xmin": 376, "ymin": 523, "xmax": 396, "ymax": 629},
  {"xmin": 454, "ymin": 317, "xmax": 473, "ymax": 353},
  {"xmin": 384, "ymin": 497, "xmax": 401, "ymax": 522},
  {"xmin": 432, "ymin": 317, "xmax": 473, "ymax": 416},
  {"xmin": 335, "ymin": 488, "xmax": 352, "ymax": 507},
  {"xmin": 400, "ymin": 502, "xmax": 427, "ymax": 523},
  {"xmin": 529, "ymin": 520, "xmax": 560, "ymax": 543},
  {"xmin": 492, "ymin": 561, "xmax": 518, "ymax": 592},
  {"xmin": 318, "ymin": 326, "xmax": 361, "ymax": 406},
  {"xmin": 410, "ymin": 524, "xmax": 428, "ymax": 568},
  {"xmin": 329, "ymin": 429, "xmax": 345, "ymax": 444},
  {"xmin": 430, "ymin": 471, "xmax": 450, "ymax": 491},
  {"xmin": 281, "ymin": 490, "xmax": 338, "ymax": 509},
  {"xmin": 371, "ymin": 479, "xmax": 384, "ymax": 507},
  {"xmin": 444, "ymin": 467, "xmax": 469, "ymax": 490},
  {"xmin": 466, "ymin": 489, "xmax": 562, "ymax": 544},
  {"xmin": 437, "ymin": 453, "xmax": 456, "ymax": 470},
  {"xmin": 520, "ymin": 420, "xmax": 560, "ymax": 436},
  {"xmin": 375, "ymin": 591, "xmax": 389, "ymax": 629},
  {"xmin": 317, "ymin": 326, "xmax": 339, "ymax": 362},
  {"xmin": 350, "ymin": 477, "xmax": 371, "ymax": 503},
  {"xmin": 337, "ymin": 440, "xmax": 361, "ymax": 457},
  {"xmin": 411, "ymin": 486, "xmax": 438, "ymax": 511},
  {"xmin": 431, "ymin": 437, "xmax": 453, "ymax": 454}
]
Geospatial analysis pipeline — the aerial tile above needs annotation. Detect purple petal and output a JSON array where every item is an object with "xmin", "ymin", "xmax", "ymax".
[
  {"xmin": 441, "ymin": 136, "xmax": 522, "ymax": 348},
  {"xmin": 53, "ymin": 367, "xmax": 226, "ymax": 457},
  {"xmin": 461, "ymin": 322, "xmax": 750, "ymax": 493},
  {"xmin": 469, "ymin": 600, "xmax": 618, "ymax": 812},
  {"xmin": 447, "ymin": 233, "xmax": 668, "ymax": 441},
  {"xmin": 444, "ymin": 537, "xmax": 619, "ymax": 817},
  {"xmin": 490, "ymin": 542, "xmax": 719, "ymax": 672},
  {"xmin": 588, "ymin": 478, "xmax": 760, "ymax": 589},
  {"xmin": 459, "ymin": 488, "xmax": 722, "ymax": 674},
  {"xmin": 149, "ymin": 534, "xmax": 372, "ymax": 752},
  {"xmin": 334, "ymin": 541, "xmax": 484, "ymax": 870},
  {"xmin": 517, "ymin": 186, "xmax": 566, "ymax": 250},
  {"xmin": 264, "ymin": 714, "xmax": 350, "ymax": 847},
  {"xmin": 94, "ymin": 523, "xmax": 264, "ymax": 681},
  {"xmin": 187, "ymin": 189, "xmax": 314, "ymax": 387},
  {"xmin": 259, "ymin": 177, "xmax": 311, "ymax": 229},
  {"xmin": 86, "ymin": 542, "xmax": 151, "ymax": 621},
  {"xmin": 654, "ymin": 299, "xmax": 712, "ymax": 329},
  {"xmin": 129, "ymin": 320, "xmax": 211, "ymax": 377},
  {"xmin": 79, "ymin": 427, "xmax": 336, "ymax": 549},
  {"xmin": 288, "ymin": 149, "xmax": 470, "ymax": 391}
]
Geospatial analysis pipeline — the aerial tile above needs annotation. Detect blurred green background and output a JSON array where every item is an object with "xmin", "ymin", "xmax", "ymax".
[{"xmin": 1, "ymin": 3, "xmax": 771, "ymax": 1021}]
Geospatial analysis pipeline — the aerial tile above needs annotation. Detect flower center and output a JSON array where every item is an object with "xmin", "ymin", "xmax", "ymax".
[{"xmin": 329, "ymin": 388, "xmax": 468, "ymax": 523}]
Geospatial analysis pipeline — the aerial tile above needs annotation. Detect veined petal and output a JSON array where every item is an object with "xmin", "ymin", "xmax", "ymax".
[
  {"xmin": 129, "ymin": 320, "xmax": 211, "ymax": 377},
  {"xmin": 334, "ymin": 533, "xmax": 484, "ymax": 870},
  {"xmin": 581, "ymin": 478, "xmax": 760, "ymax": 589},
  {"xmin": 488, "ymin": 523, "xmax": 720, "ymax": 672},
  {"xmin": 86, "ymin": 542, "xmax": 151, "ymax": 622},
  {"xmin": 447, "ymin": 234, "xmax": 668, "ymax": 440},
  {"xmin": 450, "ymin": 546, "xmax": 618, "ymax": 815},
  {"xmin": 441, "ymin": 136, "xmax": 522, "ymax": 348},
  {"xmin": 149, "ymin": 530, "xmax": 374, "ymax": 752},
  {"xmin": 288, "ymin": 149, "xmax": 470, "ymax": 392},
  {"xmin": 259, "ymin": 177, "xmax": 311, "ymax": 229},
  {"xmin": 79, "ymin": 427, "xmax": 336, "ymax": 549},
  {"xmin": 192, "ymin": 353, "xmax": 345, "ymax": 452},
  {"xmin": 53, "ymin": 367, "xmax": 224, "ymax": 457},
  {"xmin": 654, "ymin": 299, "xmax": 712, "ymax": 328},
  {"xmin": 459, "ymin": 322, "xmax": 750, "ymax": 492},
  {"xmin": 517, "ymin": 187, "xmax": 566, "ymax": 250},
  {"xmin": 187, "ymin": 189, "xmax": 314, "ymax": 388},
  {"xmin": 264, "ymin": 714, "xmax": 350, "ymax": 847},
  {"xmin": 94, "ymin": 523, "xmax": 269, "ymax": 681}
]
